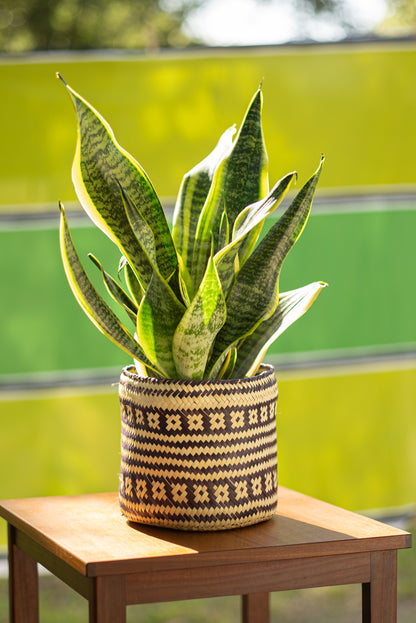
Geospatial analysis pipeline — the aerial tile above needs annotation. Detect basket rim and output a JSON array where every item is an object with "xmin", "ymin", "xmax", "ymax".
[{"xmin": 120, "ymin": 363, "xmax": 275, "ymax": 387}]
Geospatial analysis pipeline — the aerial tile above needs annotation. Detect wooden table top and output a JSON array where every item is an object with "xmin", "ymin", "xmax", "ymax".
[{"xmin": 0, "ymin": 487, "xmax": 411, "ymax": 578}]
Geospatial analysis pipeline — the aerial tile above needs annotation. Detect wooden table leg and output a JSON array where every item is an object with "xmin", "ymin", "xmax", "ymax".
[
  {"xmin": 242, "ymin": 592, "xmax": 270, "ymax": 623},
  {"xmin": 89, "ymin": 575, "xmax": 126, "ymax": 623},
  {"xmin": 362, "ymin": 550, "xmax": 398, "ymax": 623},
  {"xmin": 8, "ymin": 524, "xmax": 39, "ymax": 623}
]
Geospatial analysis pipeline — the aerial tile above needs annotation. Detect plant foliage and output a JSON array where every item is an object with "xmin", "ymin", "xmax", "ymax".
[{"xmin": 58, "ymin": 74, "xmax": 326, "ymax": 379}]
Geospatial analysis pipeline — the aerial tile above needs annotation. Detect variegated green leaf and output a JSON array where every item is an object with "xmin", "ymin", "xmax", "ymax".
[
  {"xmin": 59, "ymin": 203, "xmax": 158, "ymax": 373},
  {"xmin": 172, "ymin": 126, "xmax": 235, "ymax": 280},
  {"xmin": 120, "ymin": 186, "xmax": 157, "ymax": 269},
  {"xmin": 216, "ymin": 346, "xmax": 237, "ymax": 380},
  {"xmin": 177, "ymin": 254, "xmax": 193, "ymax": 307},
  {"xmin": 192, "ymin": 88, "xmax": 268, "ymax": 290},
  {"xmin": 119, "ymin": 256, "xmax": 144, "ymax": 307},
  {"xmin": 214, "ymin": 172, "xmax": 296, "ymax": 297},
  {"xmin": 59, "ymin": 74, "xmax": 177, "ymax": 285},
  {"xmin": 136, "ymin": 270, "xmax": 185, "ymax": 379},
  {"xmin": 218, "ymin": 205, "xmax": 230, "ymax": 250},
  {"xmin": 88, "ymin": 254, "xmax": 138, "ymax": 324},
  {"xmin": 172, "ymin": 256, "xmax": 226, "ymax": 379},
  {"xmin": 232, "ymin": 171, "xmax": 296, "ymax": 269},
  {"xmin": 233, "ymin": 281, "xmax": 327, "ymax": 378},
  {"xmin": 206, "ymin": 346, "xmax": 233, "ymax": 380},
  {"xmin": 207, "ymin": 157, "xmax": 324, "ymax": 375}
]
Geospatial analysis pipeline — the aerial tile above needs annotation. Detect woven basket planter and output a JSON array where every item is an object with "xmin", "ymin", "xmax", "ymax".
[{"xmin": 118, "ymin": 364, "xmax": 278, "ymax": 531}]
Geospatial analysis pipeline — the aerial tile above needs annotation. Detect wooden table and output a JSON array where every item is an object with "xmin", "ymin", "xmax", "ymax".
[{"xmin": 0, "ymin": 487, "xmax": 411, "ymax": 622}]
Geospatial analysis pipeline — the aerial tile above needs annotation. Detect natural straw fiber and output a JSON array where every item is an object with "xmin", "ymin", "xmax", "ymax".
[{"xmin": 119, "ymin": 364, "xmax": 278, "ymax": 531}]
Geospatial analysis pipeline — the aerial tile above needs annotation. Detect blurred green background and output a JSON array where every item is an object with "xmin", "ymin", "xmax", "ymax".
[{"xmin": 1, "ymin": 40, "xmax": 415, "ymax": 546}]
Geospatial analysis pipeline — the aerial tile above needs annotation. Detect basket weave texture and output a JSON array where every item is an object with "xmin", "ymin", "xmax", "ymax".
[{"xmin": 119, "ymin": 364, "xmax": 278, "ymax": 531}]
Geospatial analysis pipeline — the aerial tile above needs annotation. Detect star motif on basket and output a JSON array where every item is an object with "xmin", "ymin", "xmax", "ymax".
[
  {"xmin": 248, "ymin": 408, "xmax": 258, "ymax": 425},
  {"xmin": 125, "ymin": 404, "xmax": 134, "ymax": 423},
  {"xmin": 136, "ymin": 479, "xmax": 148, "ymax": 500},
  {"xmin": 188, "ymin": 413, "xmax": 203, "ymax": 431},
  {"xmin": 125, "ymin": 476, "xmax": 133, "ymax": 497},
  {"xmin": 152, "ymin": 481, "xmax": 166, "ymax": 500},
  {"xmin": 167, "ymin": 413, "xmax": 182, "ymax": 431},
  {"xmin": 148, "ymin": 411, "xmax": 160, "ymax": 429},
  {"xmin": 134, "ymin": 408, "xmax": 144, "ymax": 426},
  {"xmin": 194, "ymin": 484, "xmax": 209, "ymax": 504},
  {"xmin": 231, "ymin": 409, "xmax": 245, "ymax": 429},
  {"xmin": 235, "ymin": 480, "xmax": 248, "ymax": 500},
  {"xmin": 214, "ymin": 483, "xmax": 230, "ymax": 504},
  {"xmin": 210, "ymin": 412, "xmax": 225, "ymax": 430},
  {"xmin": 172, "ymin": 483, "xmax": 188, "ymax": 504},
  {"xmin": 265, "ymin": 472, "xmax": 273, "ymax": 492},
  {"xmin": 260, "ymin": 405, "xmax": 269, "ymax": 422},
  {"xmin": 251, "ymin": 476, "xmax": 262, "ymax": 496}
]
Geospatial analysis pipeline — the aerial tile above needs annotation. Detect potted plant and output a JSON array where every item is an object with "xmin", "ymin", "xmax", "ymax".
[{"xmin": 58, "ymin": 73, "xmax": 326, "ymax": 531}]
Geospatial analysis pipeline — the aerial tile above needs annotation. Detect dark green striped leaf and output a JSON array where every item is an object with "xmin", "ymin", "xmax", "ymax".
[
  {"xmin": 120, "ymin": 186, "xmax": 158, "ymax": 268},
  {"xmin": 172, "ymin": 125, "xmax": 235, "ymax": 294},
  {"xmin": 233, "ymin": 281, "xmax": 327, "ymax": 378},
  {"xmin": 208, "ymin": 157, "xmax": 324, "ymax": 373},
  {"xmin": 218, "ymin": 205, "xmax": 230, "ymax": 250},
  {"xmin": 177, "ymin": 254, "xmax": 193, "ymax": 307},
  {"xmin": 119, "ymin": 256, "xmax": 144, "ymax": 307},
  {"xmin": 59, "ymin": 203, "xmax": 157, "ymax": 373},
  {"xmin": 59, "ymin": 75, "xmax": 177, "ymax": 286},
  {"xmin": 217, "ymin": 346, "xmax": 237, "ymax": 380},
  {"xmin": 136, "ymin": 270, "xmax": 185, "ymax": 379},
  {"xmin": 192, "ymin": 88, "xmax": 269, "ymax": 290},
  {"xmin": 214, "ymin": 172, "xmax": 296, "ymax": 297},
  {"xmin": 88, "ymin": 254, "xmax": 138, "ymax": 324}
]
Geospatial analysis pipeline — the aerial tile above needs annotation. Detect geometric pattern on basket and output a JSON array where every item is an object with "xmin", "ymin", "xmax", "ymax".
[
  {"xmin": 120, "ymin": 469, "xmax": 278, "ymax": 506},
  {"xmin": 120, "ymin": 401, "xmax": 277, "ymax": 436},
  {"xmin": 119, "ymin": 364, "xmax": 278, "ymax": 531}
]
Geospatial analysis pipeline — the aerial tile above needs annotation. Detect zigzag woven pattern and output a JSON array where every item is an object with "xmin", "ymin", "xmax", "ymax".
[{"xmin": 119, "ymin": 364, "xmax": 278, "ymax": 531}]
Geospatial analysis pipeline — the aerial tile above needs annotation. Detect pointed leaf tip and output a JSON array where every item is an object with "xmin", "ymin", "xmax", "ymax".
[
  {"xmin": 56, "ymin": 72, "xmax": 67, "ymax": 86},
  {"xmin": 88, "ymin": 253, "xmax": 100, "ymax": 269}
]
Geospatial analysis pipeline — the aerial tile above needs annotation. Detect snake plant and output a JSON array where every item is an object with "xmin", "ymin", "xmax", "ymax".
[{"xmin": 58, "ymin": 74, "xmax": 326, "ymax": 380}]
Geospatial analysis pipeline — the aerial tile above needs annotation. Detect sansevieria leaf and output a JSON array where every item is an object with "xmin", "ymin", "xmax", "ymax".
[
  {"xmin": 136, "ymin": 270, "xmax": 185, "ymax": 379},
  {"xmin": 192, "ymin": 88, "xmax": 269, "ymax": 289},
  {"xmin": 232, "ymin": 171, "xmax": 296, "ymax": 269},
  {"xmin": 233, "ymin": 281, "xmax": 327, "ymax": 378},
  {"xmin": 120, "ymin": 186, "xmax": 158, "ymax": 269},
  {"xmin": 218, "ymin": 206, "xmax": 230, "ymax": 250},
  {"xmin": 172, "ymin": 126, "xmax": 235, "ymax": 287},
  {"xmin": 214, "ymin": 171, "xmax": 296, "ymax": 297},
  {"xmin": 58, "ymin": 74, "xmax": 177, "ymax": 286},
  {"xmin": 216, "ymin": 346, "xmax": 238, "ymax": 380},
  {"xmin": 207, "ymin": 156, "xmax": 324, "ymax": 375},
  {"xmin": 88, "ymin": 254, "xmax": 138, "ymax": 324},
  {"xmin": 173, "ymin": 255, "xmax": 226, "ymax": 379},
  {"xmin": 59, "ymin": 203, "xmax": 157, "ymax": 373},
  {"xmin": 119, "ymin": 257, "xmax": 144, "ymax": 307}
]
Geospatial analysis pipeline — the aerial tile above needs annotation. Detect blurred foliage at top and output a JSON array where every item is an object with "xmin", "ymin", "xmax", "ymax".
[
  {"xmin": 0, "ymin": 0, "xmax": 415, "ymax": 53},
  {"xmin": 0, "ymin": 0, "xmax": 202, "ymax": 52},
  {"xmin": 288, "ymin": 0, "xmax": 416, "ymax": 38}
]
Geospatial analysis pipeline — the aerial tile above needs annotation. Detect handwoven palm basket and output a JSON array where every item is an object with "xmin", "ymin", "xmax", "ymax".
[{"xmin": 119, "ymin": 364, "xmax": 278, "ymax": 531}]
